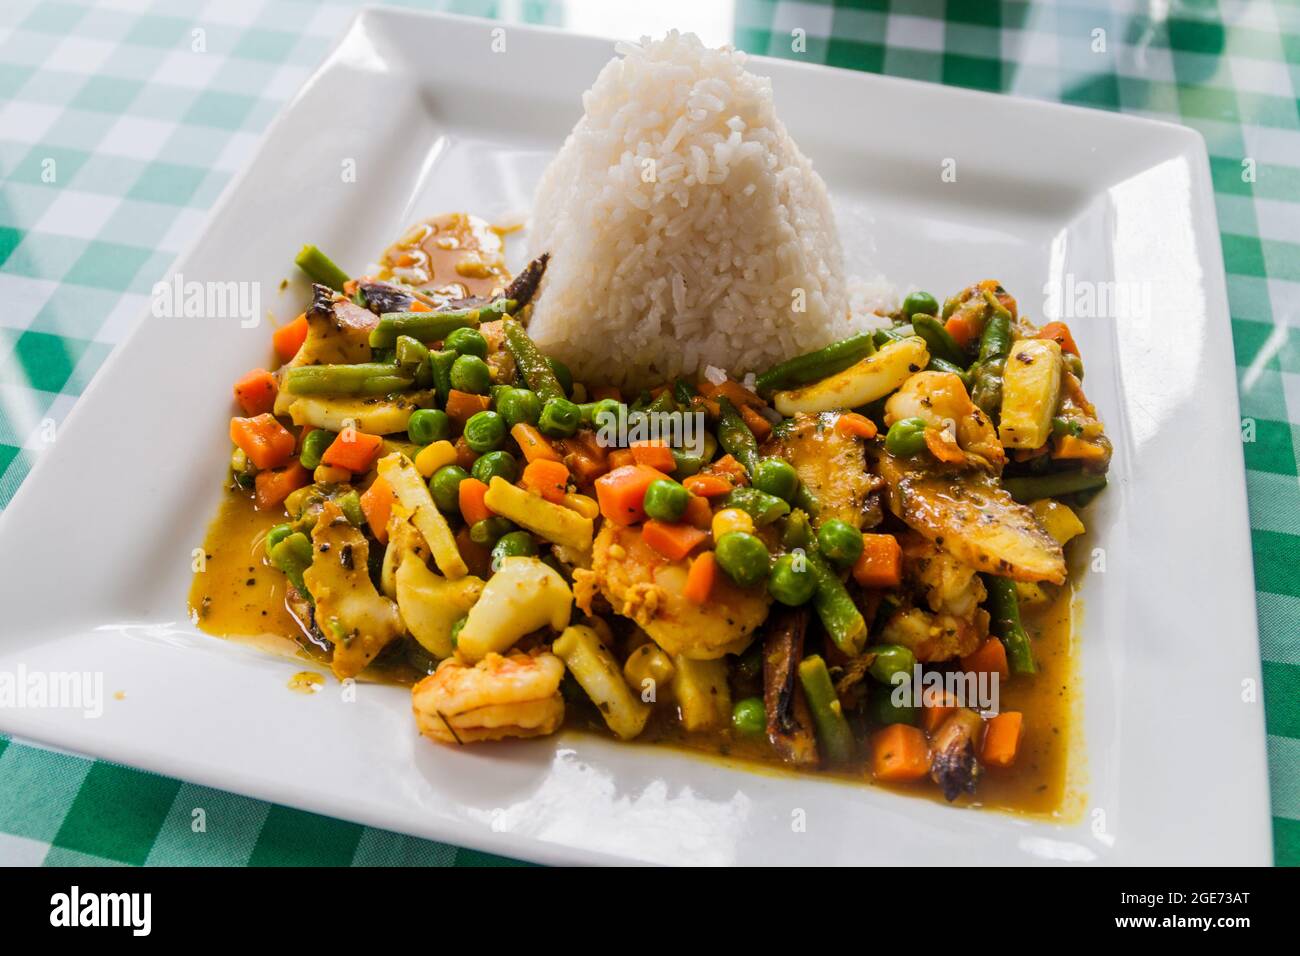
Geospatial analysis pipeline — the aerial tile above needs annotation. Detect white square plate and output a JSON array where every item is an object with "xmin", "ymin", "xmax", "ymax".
[{"xmin": 0, "ymin": 8, "xmax": 1271, "ymax": 865}]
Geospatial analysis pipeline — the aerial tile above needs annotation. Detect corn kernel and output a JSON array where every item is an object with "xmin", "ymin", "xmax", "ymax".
[
  {"xmin": 314, "ymin": 464, "xmax": 350, "ymax": 484},
  {"xmin": 414, "ymin": 440, "xmax": 458, "ymax": 477},
  {"xmin": 712, "ymin": 507, "xmax": 754, "ymax": 539},
  {"xmin": 562, "ymin": 493, "xmax": 600, "ymax": 520}
]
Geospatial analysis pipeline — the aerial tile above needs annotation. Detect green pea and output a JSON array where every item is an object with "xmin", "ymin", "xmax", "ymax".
[
  {"xmin": 470, "ymin": 515, "xmax": 516, "ymax": 546},
  {"xmin": 714, "ymin": 531, "xmax": 771, "ymax": 588},
  {"xmin": 336, "ymin": 490, "xmax": 365, "ymax": 528},
  {"xmin": 472, "ymin": 449, "xmax": 518, "ymax": 485},
  {"xmin": 444, "ymin": 326, "xmax": 488, "ymax": 359},
  {"xmin": 548, "ymin": 356, "xmax": 573, "ymax": 397},
  {"xmin": 869, "ymin": 644, "xmax": 917, "ymax": 686},
  {"xmin": 643, "ymin": 478, "xmax": 690, "ymax": 522},
  {"xmin": 449, "ymin": 615, "xmax": 467, "ymax": 650},
  {"xmin": 884, "ymin": 417, "xmax": 929, "ymax": 457},
  {"xmin": 768, "ymin": 552, "xmax": 817, "ymax": 606},
  {"xmin": 265, "ymin": 523, "xmax": 293, "ymax": 553},
  {"xmin": 538, "ymin": 396, "xmax": 580, "ymax": 438},
  {"xmin": 406, "ymin": 408, "xmax": 450, "ymax": 445},
  {"xmin": 491, "ymin": 530, "xmax": 538, "ymax": 568},
  {"xmin": 299, "ymin": 428, "xmax": 335, "ymax": 470},
  {"xmin": 463, "ymin": 410, "xmax": 506, "ymax": 453},
  {"xmin": 495, "ymin": 387, "xmax": 542, "ymax": 427},
  {"xmin": 731, "ymin": 697, "xmax": 766, "ymax": 736},
  {"xmin": 751, "ymin": 456, "xmax": 799, "ymax": 502},
  {"xmin": 1064, "ymin": 352, "xmax": 1084, "ymax": 380},
  {"xmin": 871, "ymin": 689, "xmax": 918, "ymax": 727},
  {"xmin": 450, "ymin": 354, "xmax": 491, "ymax": 394},
  {"xmin": 269, "ymin": 532, "xmax": 313, "ymax": 593},
  {"xmin": 817, "ymin": 519, "xmax": 864, "ymax": 568},
  {"xmin": 430, "ymin": 464, "xmax": 469, "ymax": 514},
  {"xmin": 902, "ymin": 290, "xmax": 939, "ymax": 319}
]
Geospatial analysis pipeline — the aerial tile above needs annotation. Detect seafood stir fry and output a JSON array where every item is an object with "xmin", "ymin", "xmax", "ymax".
[{"xmin": 194, "ymin": 216, "xmax": 1109, "ymax": 808}]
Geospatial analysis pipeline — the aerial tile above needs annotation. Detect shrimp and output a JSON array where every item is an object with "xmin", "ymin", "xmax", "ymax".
[
  {"xmin": 900, "ymin": 533, "xmax": 987, "ymax": 620},
  {"xmin": 411, "ymin": 649, "xmax": 565, "ymax": 744},
  {"xmin": 591, "ymin": 522, "xmax": 770, "ymax": 659},
  {"xmin": 879, "ymin": 606, "xmax": 983, "ymax": 663},
  {"xmin": 884, "ymin": 371, "xmax": 1004, "ymax": 472},
  {"xmin": 929, "ymin": 708, "xmax": 984, "ymax": 801}
]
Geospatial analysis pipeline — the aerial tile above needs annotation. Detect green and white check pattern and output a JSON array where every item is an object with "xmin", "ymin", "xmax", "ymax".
[{"xmin": 0, "ymin": 0, "xmax": 1295, "ymax": 866}]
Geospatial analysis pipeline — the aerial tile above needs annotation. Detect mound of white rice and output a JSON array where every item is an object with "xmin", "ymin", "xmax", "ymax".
[{"xmin": 527, "ymin": 32, "xmax": 863, "ymax": 389}]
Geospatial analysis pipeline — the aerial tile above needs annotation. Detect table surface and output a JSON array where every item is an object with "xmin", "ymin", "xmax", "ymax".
[{"xmin": 0, "ymin": 0, "xmax": 1296, "ymax": 867}]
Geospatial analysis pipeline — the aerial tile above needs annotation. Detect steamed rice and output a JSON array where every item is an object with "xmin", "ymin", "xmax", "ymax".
[{"xmin": 527, "ymin": 32, "xmax": 866, "ymax": 389}]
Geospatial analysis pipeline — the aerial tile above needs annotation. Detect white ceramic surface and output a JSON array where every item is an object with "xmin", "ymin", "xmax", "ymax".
[{"xmin": 0, "ymin": 8, "xmax": 1271, "ymax": 865}]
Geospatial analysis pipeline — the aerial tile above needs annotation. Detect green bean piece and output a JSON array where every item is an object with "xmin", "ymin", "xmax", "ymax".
[
  {"xmin": 968, "ymin": 311, "xmax": 1011, "ymax": 415},
  {"xmin": 807, "ymin": 550, "xmax": 867, "ymax": 657},
  {"xmin": 902, "ymin": 290, "xmax": 939, "ymax": 319},
  {"xmin": 547, "ymin": 357, "xmax": 573, "ymax": 397},
  {"xmin": 780, "ymin": 509, "xmax": 814, "ymax": 550},
  {"xmin": 797, "ymin": 655, "xmax": 856, "ymax": 765},
  {"xmin": 926, "ymin": 356, "xmax": 972, "ymax": 386},
  {"xmin": 793, "ymin": 483, "xmax": 821, "ymax": 519},
  {"xmin": 335, "ymin": 490, "xmax": 365, "ymax": 528},
  {"xmin": 872, "ymin": 324, "xmax": 914, "ymax": 348},
  {"xmin": 429, "ymin": 350, "xmax": 457, "ymax": 402},
  {"xmin": 983, "ymin": 574, "xmax": 1036, "ymax": 675},
  {"xmin": 716, "ymin": 396, "xmax": 760, "ymax": 475},
  {"xmin": 299, "ymin": 428, "xmax": 335, "ymax": 470},
  {"xmin": 444, "ymin": 326, "xmax": 488, "ymax": 359},
  {"xmin": 1002, "ymin": 470, "xmax": 1108, "ymax": 502},
  {"xmin": 722, "ymin": 486, "xmax": 791, "ymax": 526},
  {"xmin": 871, "ymin": 690, "xmax": 918, "ymax": 727},
  {"xmin": 265, "ymin": 523, "xmax": 293, "ymax": 553},
  {"xmin": 731, "ymin": 697, "xmax": 767, "ymax": 737},
  {"xmin": 502, "ymin": 320, "xmax": 565, "ymax": 403},
  {"xmin": 911, "ymin": 314, "xmax": 967, "ymax": 367},
  {"xmin": 754, "ymin": 331, "xmax": 876, "ymax": 397},
  {"xmin": 294, "ymin": 244, "xmax": 350, "ymax": 292},
  {"xmin": 673, "ymin": 378, "xmax": 697, "ymax": 406},
  {"xmin": 577, "ymin": 398, "xmax": 623, "ymax": 428},
  {"xmin": 269, "ymin": 532, "xmax": 313, "ymax": 596},
  {"xmin": 394, "ymin": 335, "xmax": 430, "ymax": 374},
  {"xmin": 644, "ymin": 388, "xmax": 677, "ymax": 416},
  {"xmin": 868, "ymin": 644, "xmax": 917, "ymax": 685},
  {"xmin": 368, "ymin": 305, "xmax": 497, "ymax": 350},
  {"xmin": 283, "ymin": 363, "xmax": 414, "ymax": 397}
]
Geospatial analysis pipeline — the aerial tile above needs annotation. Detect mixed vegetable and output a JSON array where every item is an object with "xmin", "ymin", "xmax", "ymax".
[{"xmin": 202, "ymin": 215, "xmax": 1110, "ymax": 807}]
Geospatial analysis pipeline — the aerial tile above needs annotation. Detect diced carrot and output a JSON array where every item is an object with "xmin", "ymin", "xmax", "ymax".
[
  {"xmin": 254, "ymin": 460, "xmax": 309, "ymax": 510},
  {"xmin": 981, "ymin": 711, "xmax": 1023, "ymax": 768},
  {"xmin": 343, "ymin": 279, "xmax": 360, "ymax": 296},
  {"xmin": 944, "ymin": 313, "xmax": 977, "ymax": 350},
  {"xmin": 871, "ymin": 724, "xmax": 931, "ymax": 782},
  {"xmin": 230, "ymin": 414, "xmax": 296, "ymax": 470},
  {"xmin": 607, "ymin": 449, "xmax": 635, "ymax": 470},
  {"xmin": 272, "ymin": 313, "xmax": 308, "ymax": 363},
  {"xmin": 705, "ymin": 454, "xmax": 748, "ymax": 486},
  {"xmin": 739, "ymin": 404, "xmax": 772, "ymax": 442},
  {"xmin": 359, "ymin": 475, "xmax": 395, "ymax": 543},
  {"xmin": 1052, "ymin": 435, "xmax": 1106, "ymax": 461},
  {"xmin": 920, "ymin": 692, "xmax": 959, "ymax": 734},
  {"xmin": 852, "ymin": 534, "xmax": 902, "ymax": 588},
  {"xmin": 512, "ymin": 423, "xmax": 562, "ymax": 463},
  {"xmin": 630, "ymin": 439, "xmax": 676, "ymax": 471},
  {"xmin": 445, "ymin": 389, "xmax": 491, "ymax": 427},
  {"xmin": 320, "ymin": 429, "xmax": 384, "ymax": 473},
  {"xmin": 683, "ymin": 551, "xmax": 716, "ymax": 604},
  {"xmin": 233, "ymin": 368, "xmax": 278, "ymax": 416},
  {"xmin": 961, "ymin": 638, "xmax": 1009, "ymax": 679},
  {"xmin": 594, "ymin": 464, "xmax": 670, "ymax": 526},
  {"xmin": 835, "ymin": 411, "xmax": 878, "ymax": 439},
  {"xmin": 683, "ymin": 473, "xmax": 733, "ymax": 498},
  {"xmin": 697, "ymin": 378, "xmax": 765, "ymax": 409},
  {"xmin": 592, "ymin": 385, "xmax": 622, "ymax": 402},
  {"xmin": 683, "ymin": 494, "xmax": 713, "ymax": 530},
  {"xmin": 924, "ymin": 427, "xmax": 965, "ymax": 464},
  {"xmin": 522, "ymin": 459, "xmax": 570, "ymax": 503},
  {"xmin": 406, "ymin": 299, "xmax": 431, "ymax": 313},
  {"xmin": 1038, "ymin": 321, "xmax": 1079, "ymax": 356},
  {"xmin": 641, "ymin": 520, "xmax": 708, "ymax": 561},
  {"xmin": 458, "ymin": 477, "xmax": 493, "ymax": 525}
]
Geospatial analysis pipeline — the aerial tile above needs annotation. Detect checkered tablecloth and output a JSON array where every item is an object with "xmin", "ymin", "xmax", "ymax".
[{"xmin": 0, "ymin": 0, "xmax": 1294, "ymax": 867}]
